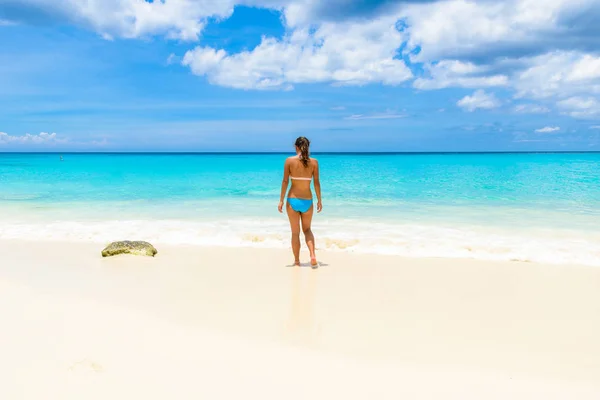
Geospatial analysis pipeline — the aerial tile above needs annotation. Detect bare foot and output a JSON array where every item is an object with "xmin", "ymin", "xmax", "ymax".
[
  {"xmin": 294, "ymin": 260, "xmax": 301, "ymax": 266},
  {"xmin": 310, "ymin": 258, "xmax": 318, "ymax": 268}
]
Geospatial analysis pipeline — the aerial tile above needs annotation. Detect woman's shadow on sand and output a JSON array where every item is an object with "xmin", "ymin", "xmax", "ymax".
[{"xmin": 282, "ymin": 261, "xmax": 323, "ymax": 347}]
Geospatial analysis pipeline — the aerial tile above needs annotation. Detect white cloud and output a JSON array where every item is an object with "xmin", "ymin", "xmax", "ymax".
[
  {"xmin": 514, "ymin": 52, "xmax": 600, "ymax": 100},
  {"xmin": 183, "ymin": 47, "xmax": 227, "ymax": 77},
  {"xmin": 2, "ymin": 0, "xmax": 237, "ymax": 40},
  {"xmin": 566, "ymin": 55, "xmax": 600, "ymax": 82},
  {"xmin": 514, "ymin": 104, "xmax": 550, "ymax": 114},
  {"xmin": 590, "ymin": 126, "xmax": 600, "ymax": 130},
  {"xmin": 91, "ymin": 138, "xmax": 110, "ymax": 147},
  {"xmin": 0, "ymin": 132, "xmax": 60, "ymax": 144},
  {"xmin": 414, "ymin": 60, "xmax": 508, "ymax": 90},
  {"xmin": 330, "ymin": 106, "xmax": 346, "ymax": 111},
  {"xmin": 404, "ymin": 0, "xmax": 520, "ymax": 63},
  {"xmin": 0, "ymin": 131, "xmax": 114, "ymax": 148},
  {"xmin": 413, "ymin": 51, "xmax": 600, "ymax": 115},
  {"xmin": 423, "ymin": 51, "xmax": 600, "ymax": 118},
  {"xmin": 344, "ymin": 111, "xmax": 407, "ymax": 120},
  {"xmin": 457, "ymin": 90, "xmax": 501, "ymax": 112},
  {"xmin": 403, "ymin": 0, "xmax": 599, "ymax": 63},
  {"xmin": 177, "ymin": 0, "xmax": 600, "ymax": 114},
  {"xmin": 166, "ymin": 53, "xmax": 180, "ymax": 65},
  {"xmin": 513, "ymin": 138, "xmax": 547, "ymax": 143},
  {"xmin": 182, "ymin": 17, "xmax": 412, "ymax": 90},
  {"xmin": 557, "ymin": 97, "xmax": 600, "ymax": 118},
  {"xmin": 278, "ymin": 0, "xmax": 434, "ymax": 27},
  {"xmin": 401, "ymin": 1, "xmax": 600, "ymax": 116},
  {"xmin": 6, "ymin": 0, "xmax": 600, "ymax": 120},
  {"xmin": 535, "ymin": 126, "xmax": 560, "ymax": 133}
]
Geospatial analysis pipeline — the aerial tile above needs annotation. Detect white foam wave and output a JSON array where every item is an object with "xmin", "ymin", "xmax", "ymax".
[{"xmin": 1, "ymin": 217, "xmax": 599, "ymax": 267}]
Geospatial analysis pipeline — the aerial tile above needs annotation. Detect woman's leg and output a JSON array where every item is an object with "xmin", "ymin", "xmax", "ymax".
[
  {"xmin": 286, "ymin": 202, "xmax": 301, "ymax": 265},
  {"xmin": 300, "ymin": 206, "xmax": 317, "ymax": 265}
]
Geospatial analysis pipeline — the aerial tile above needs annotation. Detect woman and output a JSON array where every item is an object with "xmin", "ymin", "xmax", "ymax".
[{"xmin": 278, "ymin": 137, "xmax": 322, "ymax": 267}]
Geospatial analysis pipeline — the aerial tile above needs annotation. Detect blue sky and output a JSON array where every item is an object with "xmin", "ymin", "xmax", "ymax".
[{"xmin": 1, "ymin": 0, "xmax": 599, "ymax": 151}]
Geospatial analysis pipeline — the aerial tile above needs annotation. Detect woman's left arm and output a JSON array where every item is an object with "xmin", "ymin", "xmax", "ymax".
[
  {"xmin": 314, "ymin": 159, "xmax": 322, "ymax": 213},
  {"xmin": 278, "ymin": 159, "xmax": 290, "ymax": 213}
]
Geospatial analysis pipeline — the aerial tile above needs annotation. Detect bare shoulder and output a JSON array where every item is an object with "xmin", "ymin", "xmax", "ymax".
[{"xmin": 310, "ymin": 157, "xmax": 319, "ymax": 166}]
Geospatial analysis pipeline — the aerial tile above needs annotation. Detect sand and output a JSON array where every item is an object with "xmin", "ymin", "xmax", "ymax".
[{"xmin": 1, "ymin": 239, "xmax": 600, "ymax": 399}]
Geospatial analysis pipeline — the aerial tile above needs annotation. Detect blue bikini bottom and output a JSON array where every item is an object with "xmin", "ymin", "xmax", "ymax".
[{"xmin": 288, "ymin": 198, "xmax": 313, "ymax": 213}]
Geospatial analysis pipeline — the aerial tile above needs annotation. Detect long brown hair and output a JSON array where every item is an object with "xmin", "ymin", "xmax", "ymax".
[{"xmin": 295, "ymin": 136, "xmax": 310, "ymax": 167}]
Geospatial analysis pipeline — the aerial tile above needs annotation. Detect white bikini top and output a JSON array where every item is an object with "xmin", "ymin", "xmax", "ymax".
[{"xmin": 290, "ymin": 176, "xmax": 312, "ymax": 181}]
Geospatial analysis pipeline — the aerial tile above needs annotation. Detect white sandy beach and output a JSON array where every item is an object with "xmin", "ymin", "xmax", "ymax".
[{"xmin": 1, "ymin": 239, "xmax": 600, "ymax": 399}]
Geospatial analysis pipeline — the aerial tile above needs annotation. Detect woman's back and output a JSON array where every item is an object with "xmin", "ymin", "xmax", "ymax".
[
  {"xmin": 289, "ymin": 156, "xmax": 315, "ymax": 177},
  {"xmin": 288, "ymin": 156, "xmax": 316, "ymax": 199}
]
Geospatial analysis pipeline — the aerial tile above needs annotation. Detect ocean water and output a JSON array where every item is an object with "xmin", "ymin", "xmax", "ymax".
[{"xmin": 1, "ymin": 152, "xmax": 600, "ymax": 265}]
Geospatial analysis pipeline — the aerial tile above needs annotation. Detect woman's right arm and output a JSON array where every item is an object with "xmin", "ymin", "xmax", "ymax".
[
  {"xmin": 278, "ymin": 159, "xmax": 290, "ymax": 213},
  {"xmin": 313, "ymin": 160, "xmax": 322, "ymax": 213}
]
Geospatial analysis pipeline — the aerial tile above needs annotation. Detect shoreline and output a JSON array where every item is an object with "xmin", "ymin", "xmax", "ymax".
[
  {"xmin": 1, "ymin": 239, "xmax": 600, "ymax": 398},
  {"xmin": 1, "ymin": 216, "xmax": 600, "ymax": 267}
]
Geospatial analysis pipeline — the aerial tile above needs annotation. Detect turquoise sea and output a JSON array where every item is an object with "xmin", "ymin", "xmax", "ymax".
[{"xmin": 1, "ymin": 152, "xmax": 600, "ymax": 265}]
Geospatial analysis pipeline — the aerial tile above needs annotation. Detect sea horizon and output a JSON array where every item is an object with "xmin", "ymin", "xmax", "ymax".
[{"xmin": 2, "ymin": 150, "xmax": 600, "ymax": 155}]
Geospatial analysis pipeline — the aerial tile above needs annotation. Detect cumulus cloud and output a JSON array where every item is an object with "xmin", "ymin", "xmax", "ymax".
[
  {"xmin": 414, "ymin": 60, "xmax": 508, "ymax": 90},
  {"xmin": 567, "ymin": 55, "xmax": 600, "ymax": 82},
  {"xmin": 557, "ymin": 96, "xmax": 600, "ymax": 119},
  {"xmin": 535, "ymin": 126, "xmax": 560, "ymax": 133},
  {"xmin": 281, "ymin": 0, "xmax": 437, "ymax": 26},
  {"xmin": 403, "ymin": 0, "xmax": 600, "ymax": 63},
  {"xmin": 4, "ymin": 0, "xmax": 600, "ymax": 120},
  {"xmin": 180, "ymin": 0, "xmax": 600, "ymax": 116},
  {"xmin": 182, "ymin": 17, "xmax": 412, "ymax": 90},
  {"xmin": 0, "ymin": 0, "xmax": 236, "ymax": 40},
  {"xmin": 415, "ymin": 52, "xmax": 600, "ymax": 115},
  {"xmin": 457, "ymin": 90, "xmax": 501, "ymax": 112},
  {"xmin": 0, "ymin": 0, "xmax": 436, "ymax": 34},
  {"xmin": 0, "ymin": 131, "xmax": 60, "ymax": 144},
  {"xmin": 404, "ymin": 1, "xmax": 600, "ymax": 118},
  {"xmin": 514, "ymin": 52, "xmax": 600, "ymax": 100}
]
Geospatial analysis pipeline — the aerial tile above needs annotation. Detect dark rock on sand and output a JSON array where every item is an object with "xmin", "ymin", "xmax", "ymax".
[{"xmin": 101, "ymin": 241, "xmax": 157, "ymax": 257}]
